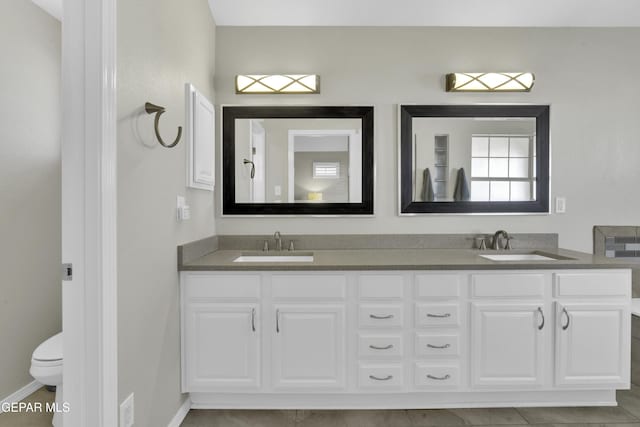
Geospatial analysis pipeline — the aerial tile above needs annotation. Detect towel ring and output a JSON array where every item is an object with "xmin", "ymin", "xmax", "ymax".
[{"xmin": 144, "ymin": 102, "xmax": 182, "ymax": 148}]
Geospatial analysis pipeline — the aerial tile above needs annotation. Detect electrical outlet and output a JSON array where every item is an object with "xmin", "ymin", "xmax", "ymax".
[
  {"xmin": 120, "ymin": 393, "xmax": 134, "ymax": 427},
  {"xmin": 274, "ymin": 185, "xmax": 281, "ymax": 196},
  {"xmin": 555, "ymin": 197, "xmax": 566, "ymax": 214}
]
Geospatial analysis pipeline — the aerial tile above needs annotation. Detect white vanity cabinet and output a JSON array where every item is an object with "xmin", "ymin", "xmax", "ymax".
[
  {"xmin": 181, "ymin": 274, "xmax": 262, "ymax": 391},
  {"xmin": 183, "ymin": 302, "xmax": 260, "ymax": 390},
  {"xmin": 181, "ymin": 268, "xmax": 631, "ymax": 409},
  {"xmin": 471, "ymin": 303, "xmax": 546, "ymax": 387},
  {"xmin": 470, "ymin": 273, "xmax": 547, "ymax": 388},
  {"xmin": 554, "ymin": 272, "xmax": 631, "ymax": 388},
  {"xmin": 272, "ymin": 304, "xmax": 346, "ymax": 389}
]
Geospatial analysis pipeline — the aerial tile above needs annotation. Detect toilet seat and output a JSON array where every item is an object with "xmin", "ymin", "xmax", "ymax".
[{"xmin": 30, "ymin": 332, "xmax": 63, "ymax": 387}]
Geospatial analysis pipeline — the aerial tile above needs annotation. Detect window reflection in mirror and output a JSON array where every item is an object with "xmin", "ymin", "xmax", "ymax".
[
  {"xmin": 412, "ymin": 117, "xmax": 536, "ymax": 203},
  {"xmin": 234, "ymin": 118, "xmax": 362, "ymax": 204}
]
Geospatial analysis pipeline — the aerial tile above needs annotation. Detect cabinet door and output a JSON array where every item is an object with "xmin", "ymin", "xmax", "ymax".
[
  {"xmin": 556, "ymin": 302, "xmax": 630, "ymax": 387},
  {"xmin": 184, "ymin": 303, "xmax": 260, "ymax": 391},
  {"xmin": 272, "ymin": 304, "xmax": 345, "ymax": 390},
  {"xmin": 471, "ymin": 303, "xmax": 546, "ymax": 387}
]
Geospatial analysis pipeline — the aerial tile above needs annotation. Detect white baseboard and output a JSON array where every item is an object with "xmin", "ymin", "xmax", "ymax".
[
  {"xmin": 0, "ymin": 380, "xmax": 42, "ymax": 413},
  {"xmin": 167, "ymin": 396, "xmax": 192, "ymax": 427}
]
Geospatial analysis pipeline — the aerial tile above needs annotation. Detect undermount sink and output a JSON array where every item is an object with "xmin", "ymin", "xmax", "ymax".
[
  {"xmin": 479, "ymin": 251, "xmax": 572, "ymax": 262},
  {"xmin": 233, "ymin": 252, "xmax": 314, "ymax": 263}
]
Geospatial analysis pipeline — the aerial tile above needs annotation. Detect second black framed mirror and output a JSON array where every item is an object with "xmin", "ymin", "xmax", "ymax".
[{"xmin": 400, "ymin": 105, "xmax": 550, "ymax": 214}]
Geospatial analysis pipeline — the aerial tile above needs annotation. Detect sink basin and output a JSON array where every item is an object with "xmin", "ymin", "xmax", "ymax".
[
  {"xmin": 479, "ymin": 252, "xmax": 571, "ymax": 262},
  {"xmin": 233, "ymin": 252, "xmax": 314, "ymax": 263}
]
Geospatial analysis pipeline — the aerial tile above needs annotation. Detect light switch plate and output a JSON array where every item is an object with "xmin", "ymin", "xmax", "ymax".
[
  {"xmin": 120, "ymin": 393, "xmax": 134, "ymax": 427},
  {"xmin": 555, "ymin": 197, "xmax": 566, "ymax": 214}
]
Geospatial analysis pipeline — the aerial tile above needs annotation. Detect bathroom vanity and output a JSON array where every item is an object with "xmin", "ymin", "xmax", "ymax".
[{"xmin": 179, "ymin": 246, "xmax": 632, "ymax": 409}]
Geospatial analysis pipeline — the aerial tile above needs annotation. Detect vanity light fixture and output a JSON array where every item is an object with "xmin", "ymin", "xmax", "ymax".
[
  {"xmin": 445, "ymin": 72, "xmax": 535, "ymax": 92},
  {"xmin": 235, "ymin": 74, "xmax": 320, "ymax": 94}
]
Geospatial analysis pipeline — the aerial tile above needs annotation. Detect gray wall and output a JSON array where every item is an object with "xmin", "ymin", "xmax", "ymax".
[
  {"xmin": 0, "ymin": 0, "xmax": 61, "ymax": 400},
  {"xmin": 214, "ymin": 27, "xmax": 640, "ymax": 252},
  {"xmin": 117, "ymin": 0, "xmax": 216, "ymax": 425}
]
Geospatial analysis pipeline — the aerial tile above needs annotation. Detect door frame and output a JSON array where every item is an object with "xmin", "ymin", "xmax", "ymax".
[
  {"xmin": 62, "ymin": 0, "xmax": 118, "ymax": 426},
  {"xmin": 287, "ymin": 129, "xmax": 359, "ymax": 203}
]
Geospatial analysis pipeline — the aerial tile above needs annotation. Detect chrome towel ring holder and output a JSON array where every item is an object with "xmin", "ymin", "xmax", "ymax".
[{"xmin": 144, "ymin": 102, "xmax": 182, "ymax": 148}]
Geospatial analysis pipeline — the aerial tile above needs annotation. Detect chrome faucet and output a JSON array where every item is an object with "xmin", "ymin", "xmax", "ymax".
[
  {"xmin": 492, "ymin": 230, "xmax": 510, "ymax": 250},
  {"xmin": 274, "ymin": 231, "xmax": 283, "ymax": 251}
]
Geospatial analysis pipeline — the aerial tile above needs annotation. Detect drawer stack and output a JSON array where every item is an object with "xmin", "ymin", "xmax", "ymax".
[
  {"xmin": 356, "ymin": 274, "xmax": 406, "ymax": 391},
  {"xmin": 413, "ymin": 274, "xmax": 463, "ymax": 389}
]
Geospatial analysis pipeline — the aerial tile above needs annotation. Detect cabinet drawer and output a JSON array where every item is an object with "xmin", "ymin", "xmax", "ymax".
[
  {"xmin": 554, "ymin": 272, "xmax": 630, "ymax": 297},
  {"xmin": 415, "ymin": 334, "xmax": 460, "ymax": 357},
  {"xmin": 184, "ymin": 274, "xmax": 261, "ymax": 299},
  {"xmin": 358, "ymin": 363, "xmax": 404, "ymax": 389},
  {"xmin": 471, "ymin": 273, "xmax": 544, "ymax": 298},
  {"xmin": 358, "ymin": 334, "xmax": 403, "ymax": 358},
  {"xmin": 415, "ymin": 304, "xmax": 459, "ymax": 327},
  {"xmin": 415, "ymin": 363, "xmax": 460, "ymax": 388},
  {"xmin": 272, "ymin": 275, "xmax": 346, "ymax": 300},
  {"xmin": 359, "ymin": 274, "xmax": 404, "ymax": 299},
  {"xmin": 359, "ymin": 304, "xmax": 404, "ymax": 328},
  {"xmin": 415, "ymin": 274, "xmax": 461, "ymax": 299}
]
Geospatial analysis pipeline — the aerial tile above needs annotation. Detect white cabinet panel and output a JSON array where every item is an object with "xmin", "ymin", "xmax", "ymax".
[
  {"xmin": 554, "ymin": 272, "xmax": 630, "ymax": 298},
  {"xmin": 358, "ymin": 334, "xmax": 403, "ymax": 358},
  {"xmin": 471, "ymin": 303, "xmax": 546, "ymax": 387},
  {"xmin": 272, "ymin": 275, "xmax": 346, "ymax": 300},
  {"xmin": 184, "ymin": 273, "xmax": 261, "ymax": 299},
  {"xmin": 358, "ymin": 363, "xmax": 404, "ymax": 390},
  {"xmin": 555, "ymin": 303, "xmax": 630, "ymax": 387},
  {"xmin": 415, "ymin": 303, "xmax": 459, "ymax": 327},
  {"xmin": 272, "ymin": 304, "xmax": 346, "ymax": 390},
  {"xmin": 359, "ymin": 304, "xmax": 404, "ymax": 328},
  {"xmin": 415, "ymin": 334, "xmax": 460, "ymax": 357},
  {"xmin": 414, "ymin": 363, "xmax": 461, "ymax": 388},
  {"xmin": 471, "ymin": 273, "xmax": 544, "ymax": 298},
  {"xmin": 359, "ymin": 274, "xmax": 404, "ymax": 299},
  {"xmin": 415, "ymin": 274, "xmax": 461, "ymax": 299},
  {"xmin": 184, "ymin": 303, "xmax": 260, "ymax": 390}
]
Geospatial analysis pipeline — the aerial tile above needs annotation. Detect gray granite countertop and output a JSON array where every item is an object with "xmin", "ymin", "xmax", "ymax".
[{"xmin": 179, "ymin": 247, "xmax": 634, "ymax": 271}]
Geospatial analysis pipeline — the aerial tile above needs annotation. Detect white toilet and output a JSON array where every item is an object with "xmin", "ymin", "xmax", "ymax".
[{"xmin": 30, "ymin": 332, "xmax": 63, "ymax": 427}]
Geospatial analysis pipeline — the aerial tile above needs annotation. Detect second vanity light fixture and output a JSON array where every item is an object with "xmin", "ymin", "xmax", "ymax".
[
  {"xmin": 235, "ymin": 74, "xmax": 320, "ymax": 94},
  {"xmin": 446, "ymin": 72, "xmax": 535, "ymax": 92}
]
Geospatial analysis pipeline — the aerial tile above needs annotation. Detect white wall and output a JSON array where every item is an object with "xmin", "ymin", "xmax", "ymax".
[
  {"xmin": 117, "ymin": 0, "xmax": 216, "ymax": 425},
  {"xmin": 215, "ymin": 27, "xmax": 640, "ymax": 252},
  {"xmin": 0, "ymin": 0, "xmax": 61, "ymax": 400}
]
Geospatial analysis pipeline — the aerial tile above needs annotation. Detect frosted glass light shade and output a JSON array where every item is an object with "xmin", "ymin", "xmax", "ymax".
[
  {"xmin": 236, "ymin": 75, "xmax": 320, "ymax": 94},
  {"xmin": 446, "ymin": 73, "xmax": 535, "ymax": 92}
]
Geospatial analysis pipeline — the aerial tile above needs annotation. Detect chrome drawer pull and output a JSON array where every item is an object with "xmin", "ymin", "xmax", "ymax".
[
  {"xmin": 369, "ymin": 314, "xmax": 394, "ymax": 320},
  {"xmin": 537, "ymin": 307, "xmax": 545, "ymax": 330},
  {"xmin": 427, "ymin": 313, "xmax": 451, "ymax": 318},
  {"xmin": 427, "ymin": 343, "xmax": 451, "ymax": 349},
  {"xmin": 251, "ymin": 308, "xmax": 256, "ymax": 332},
  {"xmin": 427, "ymin": 374, "xmax": 451, "ymax": 381},
  {"xmin": 369, "ymin": 344, "xmax": 394, "ymax": 350},
  {"xmin": 369, "ymin": 375, "xmax": 393, "ymax": 381},
  {"xmin": 562, "ymin": 307, "xmax": 570, "ymax": 330}
]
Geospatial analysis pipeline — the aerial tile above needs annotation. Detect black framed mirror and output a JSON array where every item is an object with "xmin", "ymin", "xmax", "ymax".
[
  {"xmin": 400, "ymin": 105, "xmax": 549, "ymax": 214},
  {"xmin": 223, "ymin": 106, "xmax": 374, "ymax": 215}
]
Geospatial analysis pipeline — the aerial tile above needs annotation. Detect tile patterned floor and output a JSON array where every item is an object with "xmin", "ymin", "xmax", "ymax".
[
  {"xmin": 0, "ymin": 388, "xmax": 55, "ymax": 427},
  {"xmin": 180, "ymin": 386, "xmax": 640, "ymax": 427},
  {"xmin": 4, "ymin": 386, "xmax": 640, "ymax": 427}
]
